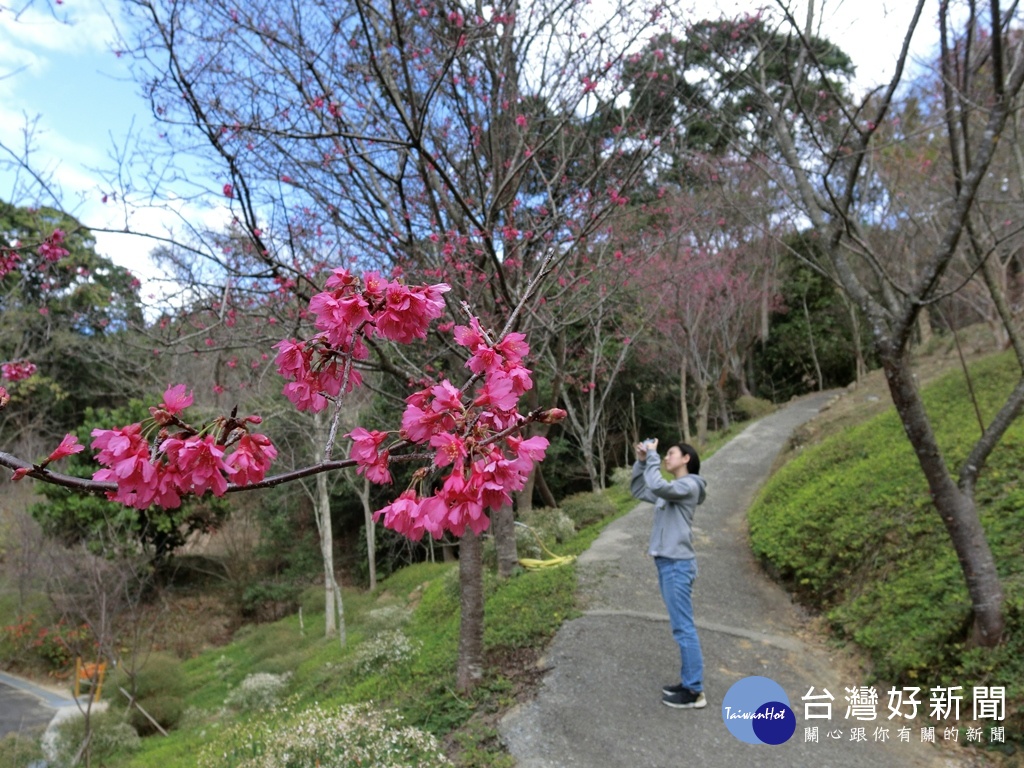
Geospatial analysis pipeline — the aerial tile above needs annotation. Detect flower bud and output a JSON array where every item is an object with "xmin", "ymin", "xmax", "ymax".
[{"xmin": 535, "ymin": 408, "xmax": 567, "ymax": 424}]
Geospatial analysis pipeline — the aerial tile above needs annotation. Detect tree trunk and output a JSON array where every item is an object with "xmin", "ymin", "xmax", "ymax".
[
  {"xmin": 695, "ymin": 383, "xmax": 710, "ymax": 447},
  {"xmin": 456, "ymin": 530, "xmax": 485, "ymax": 692},
  {"xmin": 492, "ymin": 504, "xmax": 519, "ymax": 579},
  {"xmin": 679, "ymin": 359, "xmax": 691, "ymax": 443},
  {"xmin": 847, "ymin": 298, "xmax": 868, "ymax": 385},
  {"xmin": 881, "ymin": 349, "xmax": 1004, "ymax": 646},
  {"xmin": 917, "ymin": 308, "xmax": 934, "ymax": 348},
  {"xmin": 802, "ymin": 292, "xmax": 824, "ymax": 391},
  {"xmin": 358, "ymin": 476, "xmax": 377, "ymax": 591},
  {"xmin": 316, "ymin": 469, "xmax": 345, "ymax": 645},
  {"xmin": 313, "ymin": 412, "xmax": 344, "ymax": 644},
  {"xmin": 516, "ymin": 470, "xmax": 536, "ymax": 514},
  {"xmin": 534, "ymin": 464, "xmax": 558, "ymax": 508}
]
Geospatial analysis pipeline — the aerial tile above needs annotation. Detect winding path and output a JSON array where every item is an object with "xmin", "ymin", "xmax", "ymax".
[{"xmin": 500, "ymin": 392, "xmax": 982, "ymax": 767}]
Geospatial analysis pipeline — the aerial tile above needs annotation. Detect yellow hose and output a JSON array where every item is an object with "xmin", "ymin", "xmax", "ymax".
[{"xmin": 516, "ymin": 522, "xmax": 576, "ymax": 569}]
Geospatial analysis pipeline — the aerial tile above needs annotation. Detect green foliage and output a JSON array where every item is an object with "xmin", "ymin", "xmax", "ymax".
[
  {"xmin": 62, "ymin": 481, "xmax": 638, "ymax": 768},
  {"xmin": 0, "ymin": 202, "xmax": 146, "ymax": 435},
  {"xmin": 0, "ymin": 614, "xmax": 89, "ymax": 672},
  {"xmin": 240, "ymin": 580, "xmax": 302, "ymax": 622},
  {"xmin": 224, "ymin": 672, "xmax": 292, "ymax": 712},
  {"xmin": 733, "ymin": 395, "xmax": 776, "ymax": 420},
  {"xmin": 52, "ymin": 710, "xmax": 142, "ymax": 766},
  {"xmin": 753, "ymin": 242, "xmax": 871, "ymax": 401},
  {"xmin": 31, "ymin": 401, "xmax": 230, "ymax": 557},
  {"xmin": 0, "ymin": 732, "xmax": 45, "ymax": 768},
  {"xmin": 749, "ymin": 352, "xmax": 1024, "ymax": 711},
  {"xmin": 110, "ymin": 651, "xmax": 188, "ymax": 735},
  {"xmin": 558, "ymin": 491, "xmax": 617, "ymax": 529}
]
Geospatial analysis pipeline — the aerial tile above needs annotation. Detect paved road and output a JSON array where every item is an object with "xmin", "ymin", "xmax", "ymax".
[
  {"xmin": 501, "ymin": 392, "xmax": 988, "ymax": 767},
  {"xmin": 0, "ymin": 671, "xmax": 76, "ymax": 739}
]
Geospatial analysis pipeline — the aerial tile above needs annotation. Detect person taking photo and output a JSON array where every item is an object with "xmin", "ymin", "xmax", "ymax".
[{"xmin": 631, "ymin": 438, "xmax": 708, "ymax": 709}]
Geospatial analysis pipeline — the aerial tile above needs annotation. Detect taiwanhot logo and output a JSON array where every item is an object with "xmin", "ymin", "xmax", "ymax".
[{"xmin": 721, "ymin": 676, "xmax": 796, "ymax": 745}]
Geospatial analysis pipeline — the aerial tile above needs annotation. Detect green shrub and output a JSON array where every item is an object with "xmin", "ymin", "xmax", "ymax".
[
  {"xmin": 519, "ymin": 508, "xmax": 575, "ymax": 546},
  {"xmin": 130, "ymin": 694, "xmax": 184, "ymax": 735},
  {"xmin": 112, "ymin": 651, "xmax": 186, "ymax": 700},
  {"xmin": 559, "ymin": 491, "xmax": 617, "ymax": 528},
  {"xmin": 225, "ymin": 672, "xmax": 292, "ymax": 712},
  {"xmin": 196, "ymin": 702, "xmax": 452, "ymax": 768},
  {"xmin": 0, "ymin": 731, "xmax": 45, "ymax": 768},
  {"xmin": 52, "ymin": 710, "xmax": 141, "ymax": 765},
  {"xmin": 734, "ymin": 395, "xmax": 776, "ymax": 420},
  {"xmin": 110, "ymin": 651, "xmax": 187, "ymax": 735},
  {"xmin": 609, "ymin": 466, "xmax": 633, "ymax": 486},
  {"xmin": 351, "ymin": 629, "xmax": 422, "ymax": 676},
  {"xmin": 241, "ymin": 580, "xmax": 301, "ymax": 622}
]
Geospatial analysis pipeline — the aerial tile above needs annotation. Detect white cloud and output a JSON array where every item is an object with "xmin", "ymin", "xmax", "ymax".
[{"xmin": 0, "ymin": 0, "xmax": 119, "ymax": 59}]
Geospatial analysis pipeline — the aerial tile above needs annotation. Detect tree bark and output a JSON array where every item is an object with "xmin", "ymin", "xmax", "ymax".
[
  {"xmin": 357, "ymin": 476, "xmax": 377, "ymax": 591},
  {"xmin": 315, "ymin": 468, "xmax": 345, "ymax": 645},
  {"xmin": 492, "ymin": 504, "xmax": 519, "ymax": 579},
  {"xmin": 313, "ymin": 412, "xmax": 344, "ymax": 644},
  {"xmin": 456, "ymin": 530, "xmax": 485, "ymax": 692},
  {"xmin": 695, "ymin": 383, "xmax": 710, "ymax": 447},
  {"xmin": 679, "ymin": 359, "xmax": 691, "ymax": 443},
  {"xmin": 881, "ymin": 349, "xmax": 1004, "ymax": 645}
]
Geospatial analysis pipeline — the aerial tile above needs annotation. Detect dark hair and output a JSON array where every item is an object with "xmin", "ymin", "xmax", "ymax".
[{"xmin": 669, "ymin": 442, "xmax": 701, "ymax": 475}]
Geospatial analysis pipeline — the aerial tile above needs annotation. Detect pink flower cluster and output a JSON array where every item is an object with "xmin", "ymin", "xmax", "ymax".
[
  {"xmin": 355, "ymin": 320, "xmax": 554, "ymax": 540},
  {"xmin": 1, "ymin": 360, "xmax": 38, "ymax": 382},
  {"xmin": 0, "ymin": 251, "xmax": 20, "ymax": 279},
  {"xmin": 37, "ymin": 230, "xmax": 69, "ymax": 263},
  {"xmin": 274, "ymin": 269, "xmax": 450, "ymax": 412},
  {"xmin": 89, "ymin": 385, "xmax": 277, "ymax": 509}
]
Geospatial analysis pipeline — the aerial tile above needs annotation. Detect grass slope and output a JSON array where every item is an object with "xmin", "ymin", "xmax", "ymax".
[{"xmin": 749, "ymin": 351, "xmax": 1023, "ymax": 737}]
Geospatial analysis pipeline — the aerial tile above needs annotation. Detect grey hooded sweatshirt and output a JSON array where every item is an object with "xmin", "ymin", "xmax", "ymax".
[{"xmin": 630, "ymin": 451, "xmax": 707, "ymax": 560}]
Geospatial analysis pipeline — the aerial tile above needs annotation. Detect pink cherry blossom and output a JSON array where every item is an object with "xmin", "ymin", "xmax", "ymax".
[
  {"xmin": 1, "ymin": 360, "xmax": 37, "ymax": 382},
  {"xmin": 91, "ymin": 423, "xmax": 149, "ymax": 466},
  {"xmin": 473, "ymin": 370, "xmax": 518, "ymax": 411},
  {"xmin": 282, "ymin": 379, "xmax": 328, "ymax": 412},
  {"xmin": 430, "ymin": 432, "xmax": 467, "ymax": 468},
  {"xmin": 347, "ymin": 427, "xmax": 389, "ymax": 464},
  {"xmin": 495, "ymin": 332, "xmax": 528, "ymax": 365},
  {"xmin": 400, "ymin": 403, "xmax": 452, "ymax": 443},
  {"xmin": 37, "ymin": 230, "xmax": 68, "ymax": 263},
  {"xmin": 438, "ymin": 471, "xmax": 487, "ymax": 536},
  {"xmin": 47, "ymin": 434, "xmax": 85, "ymax": 463},
  {"xmin": 374, "ymin": 282, "xmax": 450, "ymax": 343},
  {"xmin": 453, "ymin": 318, "xmax": 487, "ymax": 350},
  {"xmin": 161, "ymin": 434, "xmax": 233, "ymax": 497},
  {"xmin": 160, "ymin": 384, "xmax": 194, "ymax": 415},
  {"xmin": 429, "ymin": 379, "xmax": 464, "ymax": 413},
  {"xmin": 374, "ymin": 490, "xmax": 430, "ymax": 540},
  {"xmin": 227, "ymin": 433, "xmax": 277, "ymax": 485}
]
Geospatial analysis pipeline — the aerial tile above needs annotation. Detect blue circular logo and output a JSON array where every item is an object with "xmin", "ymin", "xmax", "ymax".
[{"xmin": 721, "ymin": 676, "xmax": 796, "ymax": 745}]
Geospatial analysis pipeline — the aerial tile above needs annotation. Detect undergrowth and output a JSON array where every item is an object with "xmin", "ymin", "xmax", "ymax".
[{"xmin": 43, "ymin": 484, "xmax": 637, "ymax": 768}]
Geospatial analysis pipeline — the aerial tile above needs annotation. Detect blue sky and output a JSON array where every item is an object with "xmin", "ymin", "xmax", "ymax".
[{"xmin": 1, "ymin": 0, "xmax": 940, "ymax": 293}]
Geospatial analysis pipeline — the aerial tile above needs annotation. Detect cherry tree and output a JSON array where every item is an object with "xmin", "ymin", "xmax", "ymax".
[{"xmin": 4, "ymin": 0, "xmax": 679, "ymax": 690}]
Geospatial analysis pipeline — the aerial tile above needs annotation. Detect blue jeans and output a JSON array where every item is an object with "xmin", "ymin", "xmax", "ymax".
[{"xmin": 655, "ymin": 556, "xmax": 703, "ymax": 692}]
